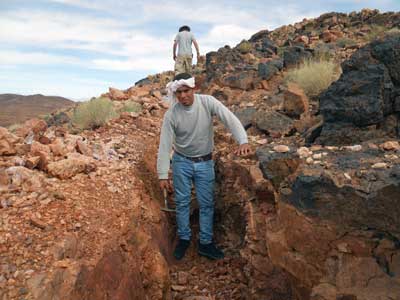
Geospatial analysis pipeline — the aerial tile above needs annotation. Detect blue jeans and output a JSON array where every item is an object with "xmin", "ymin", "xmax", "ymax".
[{"xmin": 172, "ymin": 153, "xmax": 215, "ymax": 244}]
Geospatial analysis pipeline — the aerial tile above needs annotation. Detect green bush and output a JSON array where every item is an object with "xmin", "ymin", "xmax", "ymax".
[
  {"xmin": 237, "ymin": 40, "xmax": 252, "ymax": 54},
  {"xmin": 119, "ymin": 100, "xmax": 142, "ymax": 113},
  {"xmin": 72, "ymin": 97, "xmax": 117, "ymax": 129},
  {"xmin": 284, "ymin": 58, "xmax": 341, "ymax": 98}
]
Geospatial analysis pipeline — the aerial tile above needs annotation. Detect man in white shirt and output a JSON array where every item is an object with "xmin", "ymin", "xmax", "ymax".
[
  {"xmin": 157, "ymin": 73, "xmax": 251, "ymax": 260},
  {"xmin": 173, "ymin": 25, "xmax": 200, "ymax": 75}
]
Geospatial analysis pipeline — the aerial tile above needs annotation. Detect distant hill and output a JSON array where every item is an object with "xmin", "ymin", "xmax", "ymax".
[{"xmin": 0, "ymin": 94, "xmax": 75, "ymax": 127}]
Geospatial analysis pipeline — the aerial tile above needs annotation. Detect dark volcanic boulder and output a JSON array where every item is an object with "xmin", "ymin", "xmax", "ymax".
[
  {"xmin": 317, "ymin": 34, "xmax": 400, "ymax": 145},
  {"xmin": 256, "ymin": 146, "xmax": 300, "ymax": 188},
  {"xmin": 258, "ymin": 59, "xmax": 283, "ymax": 80},
  {"xmin": 262, "ymin": 147, "xmax": 400, "ymax": 299},
  {"xmin": 135, "ymin": 77, "xmax": 151, "ymax": 86},
  {"xmin": 234, "ymin": 107, "xmax": 257, "ymax": 129},
  {"xmin": 222, "ymin": 71, "xmax": 256, "ymax": 90},
  {"xmin": 255, "ymin": 111, "xmax": 294, "ymax": 137},
  {"xmin": 283, "ymin": 46, "xmax": 312, "ymax": 67}
]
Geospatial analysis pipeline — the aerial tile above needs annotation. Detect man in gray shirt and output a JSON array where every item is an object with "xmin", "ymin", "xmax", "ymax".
[
  {"xmin": 173, "ymin": 25, "xmax": 200, "ymax": 75},
  {"xmin": 157, "ymin": 73, "xmax": 250, "ymax": 260}
]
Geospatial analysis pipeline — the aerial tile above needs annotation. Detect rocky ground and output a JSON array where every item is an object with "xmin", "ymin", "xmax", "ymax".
[{"xmin": 1, "ymin": 8, "xmax": 400, "ymax": 300}]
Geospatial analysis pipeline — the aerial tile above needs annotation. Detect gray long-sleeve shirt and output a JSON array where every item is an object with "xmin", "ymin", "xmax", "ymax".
[{"xmin": 157, "ymin": 94, "xmax": 248, "ymax": 179}]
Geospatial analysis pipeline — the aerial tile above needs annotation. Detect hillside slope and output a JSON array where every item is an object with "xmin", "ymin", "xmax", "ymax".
[{"xmin": 0, "ymin": 94, "xmax": 75, "ymax": 127}]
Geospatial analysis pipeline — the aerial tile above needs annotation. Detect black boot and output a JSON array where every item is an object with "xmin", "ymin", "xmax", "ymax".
[
  {"xmin": 198, "ymin": 242, "xmax": 224, "ymax": 260},
  {"xmin": 173, "ymin": 239, "xmax": 190, "ymax": 260}
]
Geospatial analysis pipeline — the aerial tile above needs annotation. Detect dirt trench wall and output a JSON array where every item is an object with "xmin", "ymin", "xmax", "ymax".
[
  {"xmin": 27, "ymin": 142, "xmax": 174, "ymax": 300},
  {"xmin": 215, "ymin": 158, "xmax": 295, "ymax": 299}
]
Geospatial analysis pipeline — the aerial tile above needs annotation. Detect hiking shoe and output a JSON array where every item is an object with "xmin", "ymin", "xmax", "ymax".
[
  {"xmin": 198, "ymin": 242, "xmax": 224, "ymax": 260},
  {"xmin": 173, "ymin": 239, "xmax": 190, "ymax": 260}
]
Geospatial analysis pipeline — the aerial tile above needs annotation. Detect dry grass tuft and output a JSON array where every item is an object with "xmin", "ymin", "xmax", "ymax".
[{"xmin": 285, "ymin": 58, "xmax": 341, "ymax": 98}]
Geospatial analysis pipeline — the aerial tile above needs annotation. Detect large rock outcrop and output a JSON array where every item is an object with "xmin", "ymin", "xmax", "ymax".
[
  {"xmin": 256, "ymin": 143, "xmax": 400, "ymax": 300},
  {"xmin": 317, "ymin": 34, "xmax": 400, "ymax": 145}
]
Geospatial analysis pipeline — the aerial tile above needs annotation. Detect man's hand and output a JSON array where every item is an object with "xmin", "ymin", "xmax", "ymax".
[
  {"xmin": 159, "ymin": 179, "xmax": 173, "ymax": 193},
  {"xmin": 234, "ymin": 143, "xmax": 251, "ymax": 156},
  {"xmin": 173, "ymin": 54, "xmax": 177, "ymax": 61}
]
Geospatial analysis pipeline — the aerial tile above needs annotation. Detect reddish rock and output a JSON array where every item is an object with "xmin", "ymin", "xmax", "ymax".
[
  {"xmin": 37, "ymin": 151, "xmax": 51, "ymax": 171},
  {"xmin": 109, "ymin": 87, "xmax": 128, "ymax": 101},
  {"xmin": 64, "ymin": 134, "xmax": 83, "ymax": 153},
  {"xmin": 16, "ymin": 118, "xmax": 47, "ymax": 138},
  {"xmin": 76, "ymin": 140, "xmax": 92, "ymax": 157},
  {"xmin": 0, "ymin": 126, "xmax": 20, "ymax": 155},
  {"xmin": 283, "ymin": 83, "xmax": 309, "ymax": 118},
  {"xmin": 126, "ymin": 86, "xmax": 151, "ymax": 98},
  {"xmin": 25, "ymin": 156, "xmax": 41, "ymax": 169},
  {"xmin": 5, "ymin": 166, "xmax": 44, "ymax": 192},
  {"xmin": 31, "ymin": 141, "xmax": 51, "ymax": 155},
  {"xmin": 47, "ymin": 153, "xmax": 97, "ymax": 179},
  {"xmin": 151, "ymin": 90, "xmax": 163, "ymax": 101},
  {"xmin": 258, "ymin": 80, "xmax": 270, "ymax": 90},
  {"xmin": 321, "ymin": 30, "xmax": 338, "ymax": 43},
  {"xmin": 294, "ymin": 35, "xmax": 310, "ymax": 45},
  {"xmin": 380, "ymin": 141, "xmax": 400, "ymax": 151},
  {"xmin": 50, "ymin": 138, "xmax": 68, "ymax": 157},
  {"xmin": 38, "ymin": 135, "xmax": 52, "ymax": 145}
]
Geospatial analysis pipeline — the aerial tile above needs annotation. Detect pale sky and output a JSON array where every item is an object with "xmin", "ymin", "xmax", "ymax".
[{"xmin": 0, "ymin": 0, "xmax": 398, "ymax": 100}]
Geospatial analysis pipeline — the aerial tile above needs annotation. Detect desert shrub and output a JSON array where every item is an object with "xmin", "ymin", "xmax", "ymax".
[
  {"xmin": 285, "ymin": 58, "xmax": 341, "ymax": 98},
  {"xmin": 237, "ymin": 40, "xmax": 252, "ymax": 54},
  {"xmin": 313, "ymin": 42, "xmax": 336, "ymax": 60},
  {"xmin": 118, "ymin": 100, "xmax": 142, "ymax": 113},
  {"xmin": 363, "ymin": 25, "xmax": 387, "ymax": 42},
  {"xmin": 336, "ymin": 37, "xmax": 357, "ymax": 48},
  {"xmin": 72, "ymin": 97, "xmax": 117, "ymax": 129},
  {"xmin": 277, "ymin": 46, "xmax": 287, "ymax": 58},
  {"xmin": 7, "ymin": 123, "xmax": 21, "ymax": 133},
  {"xmin": 386, "ymin": 27, "xmax": 400, "ymax": 36}
]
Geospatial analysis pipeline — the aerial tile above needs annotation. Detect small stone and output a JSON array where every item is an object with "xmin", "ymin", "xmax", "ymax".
[
  {"xmin": 368, "ymin": 143, "xmax": 379, "ymax": 150},
  {"xmin": 325, "ymin": 146, "xmax": 338, "ymax": 151},
  {"xmin": 256, "ymin": 139, "xmax": 268, "ymax": 145},
  {"xmin": 53, "ymin": 259, "xmax": 71, "ymax": 268},
  {"xmin": 19, "ymin": 287, "xmax": 28, "ymax": 295},
  {"xmin": 337, "ymin": 243, "xmax": 351, "ymax": 253},
  {"xmin": 297, "ymin": 147, "xmax": 312, "ymax": 158},
  {"xmin": 40, "ymin": 198, "xmax": 52, "ymax": 205},
  {"xmin": 380, "ymin": 141, "xmax": 400, "ymax": 151},
  {"xmin": 273, "ymin": 145, "xmax": 290, "ymax": 153},
  {"xmin": 344, "ymin": 173, "xmax": 351, "ymax": 180},
  {"xmin": 310, "ymin": 145, "xmax": 322, "ymax": 151},
  {"xmin": 30, "ymin": 217, "xmax": 46, "ymax": 230},
  {"xmin": 177, "ymin": 271, "xmax": 189, "ymax": 285},
  {"xmin": 344, "ymin": 145, "xmax": 362, "ymax": 152},
  {"xmin": 306, "ymin": 157, "xmax": 313, "ymax": 164},
  {"xmin": 280, "ymin": 188, "xmax": 292, "ymax": 195},
  {"xmin": 312, "ymin": 153, "xmax": 322, "ymax": 159},
  {"xmin": 372, "ymin": 162, "xmax": 387, "ymax": 169},
  {"xmin": 171, "ymin": 285, "xmax": 186, "ymax": 292},
  {"xmin": 385, "ymin": 154, "xmax": 398, "ymax": 160}
]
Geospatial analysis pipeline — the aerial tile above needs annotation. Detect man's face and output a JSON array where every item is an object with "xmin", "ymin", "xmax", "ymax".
[{"xmin": 175, "ymin": 85, "xmax": 194, "ymax": 106}]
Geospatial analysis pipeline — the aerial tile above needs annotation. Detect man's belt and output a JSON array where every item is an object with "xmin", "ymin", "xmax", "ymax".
[{"xmin": 175, "ymin": 152, "xmax": 212, "ymax": 162}]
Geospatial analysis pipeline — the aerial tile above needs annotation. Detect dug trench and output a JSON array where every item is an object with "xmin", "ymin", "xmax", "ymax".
[
  {"xmin": 122, "ymin": 141, "xmax": 295, "ymax": 300},
  {"xmin": 56, "ymin": 133, "xmax": 400, "ymax": 300},
  {"xmin": 41, "ymin": 138, "xmax": 296, "ymax": 300}
]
